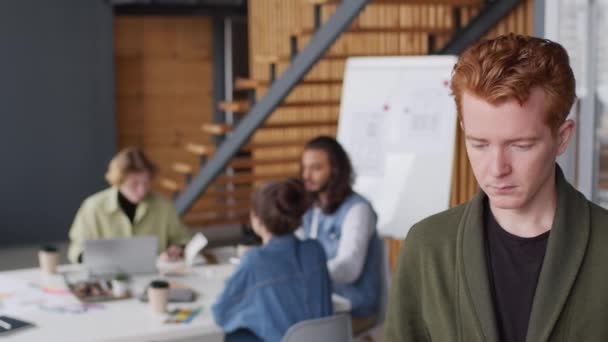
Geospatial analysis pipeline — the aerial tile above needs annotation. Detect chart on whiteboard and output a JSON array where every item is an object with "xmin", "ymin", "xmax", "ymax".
[{"xmin": 339, "ymin": 67, "xmax": 454, "ymax": 178}]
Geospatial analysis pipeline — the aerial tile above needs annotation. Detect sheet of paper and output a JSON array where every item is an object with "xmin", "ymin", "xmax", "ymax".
[
  {"xmin": 185, "ymin": 232, "xmax": 208, "ymax": 267},
  {"xmin": 339, "ymin": 107, "xmax": 388, "ymax": 178},
  {"xmin": 0, "ymin": 275, "xmax": 92, "ymax": 315},
  {"xmin": 331, "ymin": 293, "xmax": 352, "ymax": 313},
  {"xmin": 0, "ymin": 276, "xmax": 31, "ymax": 296}
]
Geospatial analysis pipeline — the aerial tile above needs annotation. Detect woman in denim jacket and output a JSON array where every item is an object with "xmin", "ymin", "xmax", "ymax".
[{"xmin": 212, "ymin": 178, "xmax": 334, "ymax": 341}]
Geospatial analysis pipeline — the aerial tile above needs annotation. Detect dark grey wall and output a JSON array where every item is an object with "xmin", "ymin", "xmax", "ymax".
[{"xmin": 0, "ymin": 1, "xmax": 116, "ymax": 246}]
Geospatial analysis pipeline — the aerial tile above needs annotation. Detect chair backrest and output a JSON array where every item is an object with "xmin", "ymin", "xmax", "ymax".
[{"xmin": 282, "ymin": 314, "xmax": 353, "ymax": 342}]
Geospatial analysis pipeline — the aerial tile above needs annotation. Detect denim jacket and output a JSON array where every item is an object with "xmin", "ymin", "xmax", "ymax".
[
  {"xmin": 212, "ymin": 234, "xmax": 333, "ymax": 341},
  {"xmin": 302, "ymin": 192, "xmax": 382, "ymax": 318}
]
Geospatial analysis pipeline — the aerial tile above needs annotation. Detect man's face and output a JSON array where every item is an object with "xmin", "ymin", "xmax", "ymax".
[
  {"xmin": 301, "ymin": 149, "xmax": 332, "ymax": 194},
  {"xmin": 461, "ymin": 87, "xmax": 573, "ymax": 210}
]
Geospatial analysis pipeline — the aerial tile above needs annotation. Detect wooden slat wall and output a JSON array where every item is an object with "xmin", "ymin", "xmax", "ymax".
[
  {"xmin": 114, "ymin": 16, "xmax": 214, "ymax": 194},
  {"xmin": 247, "ymin": 0, "xmax": 534, "ymax": 271}
]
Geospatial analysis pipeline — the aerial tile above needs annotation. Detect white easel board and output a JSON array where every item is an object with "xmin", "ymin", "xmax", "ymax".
[{"xmin": 337, "ymin": 56, "xmax": 458, "ymax": 238}]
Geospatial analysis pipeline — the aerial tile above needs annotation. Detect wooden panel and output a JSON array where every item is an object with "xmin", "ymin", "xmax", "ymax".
[
  {"xmin": 114, "ymin": 17, "xmax": 144, "ymax": 58},
  {"xmin": 115, "ymin": 16, "xmax": 214, "ymax": 195}
]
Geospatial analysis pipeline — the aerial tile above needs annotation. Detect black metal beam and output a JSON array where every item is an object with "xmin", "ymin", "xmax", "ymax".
[
  {"xmin": 439, "ymin": 0, "xmax": 520, "ymax": 55},
  {"xmin": 113, "ymin": 1, "xmax": 246, "ymax": 16},
  {"xmin": 175, "ymin": 0, "xmax": 372, "ymax": 214},
  {"xmin": 212, "ymin": 17, "xmax": 226, "ymax": 128},
  {"xmin": 269, "ymin": 63, "xmax": 276, "ymax": 82},
  {"xmin": 314, "ymin": 4, "xmax": 322, "ymax": 31},
  {"xmin": 290, "ymin": 35, "xmax": 299, "ymax": 61}
]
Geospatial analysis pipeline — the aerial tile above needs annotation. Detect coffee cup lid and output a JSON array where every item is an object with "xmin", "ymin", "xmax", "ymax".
[
  {"xmin": 149, "ymin": 280, "xmax": 169, "ymax": 289},
  {"xmin": 40, "ymin": 245, "xmax": 58, "ymax": 252}
]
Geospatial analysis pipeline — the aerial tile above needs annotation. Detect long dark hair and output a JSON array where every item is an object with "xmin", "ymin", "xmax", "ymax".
[
  {"xmin": 304, "ymin": 136, "xmax": 354, "ymax": 214},
  {"xmin": 251, "ymin": 178, "xmax": 310, "ymax": 235}
]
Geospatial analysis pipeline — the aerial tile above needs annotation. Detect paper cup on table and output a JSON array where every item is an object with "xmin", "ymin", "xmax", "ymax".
[
  {"xmin": 38, "ymin": 245, "xmax": 59, "ymax": 274},
  {"xmin": 148, "ymin": 280, "xmax": 169, "ymax": 314}
]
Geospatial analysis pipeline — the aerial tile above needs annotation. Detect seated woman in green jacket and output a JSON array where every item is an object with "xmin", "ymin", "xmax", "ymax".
[{"xmin": 68, "ymin": 147, "xmax": 190, "ymax": 263}]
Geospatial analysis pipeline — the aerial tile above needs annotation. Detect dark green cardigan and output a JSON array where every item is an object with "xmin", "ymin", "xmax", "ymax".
[{"xmin": 385, "ymin": 169, "xmax": 608, "ymax": 341}]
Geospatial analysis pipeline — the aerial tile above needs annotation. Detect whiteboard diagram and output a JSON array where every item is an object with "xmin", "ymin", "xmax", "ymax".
[{"xmin": 337, "ymin": 56, "xmax": 458, "ymax": 238}]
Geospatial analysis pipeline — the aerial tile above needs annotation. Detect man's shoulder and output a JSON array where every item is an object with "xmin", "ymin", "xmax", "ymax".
[
  {"xmin": 405, "ymin": 201, "xmax": 469, "ymax": 247},
  {"xmin": 349, "ymin": 191, "xmax": 372, "ymax": 206},
  {"xmin": 343, "ymin": 192, "xmax": 375, "ymax": 216},
  {"xmin": 590, "ymin": 201, "xmax": 608, "ymax": 228}
]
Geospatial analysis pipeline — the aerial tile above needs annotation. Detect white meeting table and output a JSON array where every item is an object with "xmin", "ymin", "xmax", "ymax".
[
  {"xmin": 0, "ymin": 263, "xmax": 235, "ymax": 342},
  {"xmin": 0, "ymin": 258, "xmax": 351, "ymax": 342}
]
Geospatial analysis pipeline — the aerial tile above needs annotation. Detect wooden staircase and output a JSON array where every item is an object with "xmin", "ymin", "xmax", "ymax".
[{"xmin": 158, "ymin": 0, "xmax": 515, "ymax": 228}]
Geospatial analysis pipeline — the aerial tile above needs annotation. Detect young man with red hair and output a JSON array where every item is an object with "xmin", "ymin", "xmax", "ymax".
[{"xmin": 385, "ymin": 34, "xmax": 608, "ymax": 341}]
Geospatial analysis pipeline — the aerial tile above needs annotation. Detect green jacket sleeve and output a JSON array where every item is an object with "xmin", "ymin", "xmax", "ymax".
[
  {"xmin": 166, "ymin": 204, "xmax": 191, "ymax": 247},
  {"xmin": 383, "ymin": 227, "xmax": 431, "ymax": 342},
  {"xmin": 67, "ymin": 202, "xmax": 99, "ymax": 264}
]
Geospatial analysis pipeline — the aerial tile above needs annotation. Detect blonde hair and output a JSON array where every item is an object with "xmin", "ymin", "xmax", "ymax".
[
  {"xmin": 105, "ymin": 147, "xmax": 157, "ymax": 186},
  {"xmin": 450, "ymin": 34, "xmax": 576, "ymax": 133}
]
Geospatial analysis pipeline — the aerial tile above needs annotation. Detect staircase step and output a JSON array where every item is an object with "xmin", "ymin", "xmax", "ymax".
[
  {"xmin": 162, "ymin": 170, "xmax": 296, "ymax": 195},
  {"xmin": 265, "ymin": 119, "xmax": 338, "ymax": 129},
  {"xmin": 282, "ymin": 100, "xmax": 341, "ymax": 107},
  {"xmin": 185, "ymin": 139, "xmax": 308, "ymax": 158},
  {"xmin": 229, "ymin": 156, "xmax": 300, "ymax": 169},
  {"xmin": 235, "ymin": 78, "xmax": 260, "ymax": 90},
  {"xmin": 218, "ymin": 101, "xmax": 250, "ymax": 113},
  {"xmin": 202, "ymin": 119, "xmax": 337, "ymax": 137},
  {"xmin": 193, "ymin": 189, "xmax": 254, "ymax": 210},
  {"xmin": 215, "ymin": 171, "xmax": 298, "ymax": 186},
  {"xmin": 243, "ymin": 138, "xmax": 315, "ymax": 151},
  {"xmin": 185, "ymin": 143, "xmax": 214, "ymax": 156},
  {"xmin": 201, "ymin": 123, "xmax": 233, "ymax": 135},
  {"xmin": 172, "ymin": 162, "xmax": 194, "ymax": 175},
  {"xmin": 218, "ymin": 99, "xmax": 340, "ymax": 113},
  {"xmin": 253, "ymin": 55, "xmax": 280, "ymax": 64},
  {"xmin": 160, "ymin": 177, "xmax": 181, "ymax": 192},
  {"xmin": 235, "ymin": 77, "xmax": 342, "ymax": 90}
]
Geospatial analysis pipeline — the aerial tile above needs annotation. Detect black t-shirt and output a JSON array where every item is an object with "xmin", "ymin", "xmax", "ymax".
[
  {"xmin": 118, "ymin": 190, "xmax": 137, "ymax": 224},
  {"xmin": 484, "ymin": 201, "xmax": 550, "ymax": 342}
]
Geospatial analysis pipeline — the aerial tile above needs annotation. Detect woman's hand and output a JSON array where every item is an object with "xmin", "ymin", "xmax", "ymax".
[{"xmin": 160, "ymin": 245, "xmax": 184, "ymax": 262}]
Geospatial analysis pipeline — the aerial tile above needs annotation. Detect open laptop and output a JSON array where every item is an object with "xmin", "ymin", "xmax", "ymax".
[{"xmin": 83, "ymin": 236, "xmax": 158, "ymax": 275}]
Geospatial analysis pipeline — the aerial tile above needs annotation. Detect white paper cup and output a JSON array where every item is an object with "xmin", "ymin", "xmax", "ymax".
[
  {"xmin": 38, "ymin": 246, "xmax": 59, "ymax": 274},
  {"xmin": 148, "ymin": 280, "xmax": 169, "ymax": 314}
]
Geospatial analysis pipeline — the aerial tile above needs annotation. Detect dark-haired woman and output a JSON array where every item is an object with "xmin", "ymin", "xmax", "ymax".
[{"xmin": 212, "ymin": 178, "xmax": 333, "ymax": 342}]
